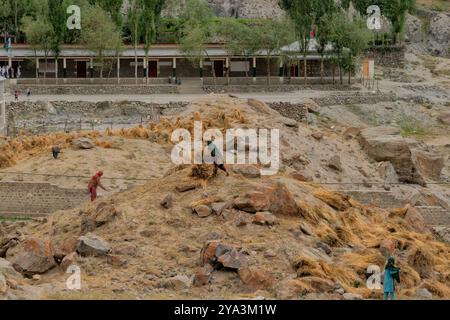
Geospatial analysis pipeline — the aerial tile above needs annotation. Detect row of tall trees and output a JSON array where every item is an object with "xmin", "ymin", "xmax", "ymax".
[
  {"xmin": 3, "ymin": 0, "xmax": 165, "ymax": 80},
  {"xmin": 177, "ymin": 0, "xmax": 371, "ymax": 85},
  {"xmin": 1, "ymin": 0, "xmax": 414, "ymax": 83}
]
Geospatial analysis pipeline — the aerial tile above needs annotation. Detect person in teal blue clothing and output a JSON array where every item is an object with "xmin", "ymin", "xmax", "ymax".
[{"xmin": 383, "ymin": 256, "xmax": 400, "ymax": 300}]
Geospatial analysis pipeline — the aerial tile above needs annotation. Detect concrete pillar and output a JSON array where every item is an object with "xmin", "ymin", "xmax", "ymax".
[
  {"xmin": 199, "ymin": 59, "xmax": 203, "ymax": 80},
  {"xmin": 279, "ymin": 60, "xmax": 284, "ymax": 83},
  {"xmin": 55, "ymin": 58, "xmax": 58, "ymax": 79},
  {"xmin": 252, "ymin": 57, "xmax": 257, "ymax": 83},
  {"xmin": 8, "ymin": 56, "xmax": 12, "ymax": 68},
  {"xmin": 63, "ymin": 58, "xmax": 67, "ymax": 79},
  {"xmin": 143, "ymin": 57, "xmax": 147, "ymax": 78},
  {"xmin": 90, "ymin": 58, "xmax": 94, "ymax": 78},
  {"xmin": 36, "ymin": 58, "xmax": 40, "ymax": 78},
  {"xmin": 117, "ymin": 56, "xmax": 121, "ymax": 83},
  {"xmin": 172, "ymin": 57, "xmax": 177, "ymax": 78}
]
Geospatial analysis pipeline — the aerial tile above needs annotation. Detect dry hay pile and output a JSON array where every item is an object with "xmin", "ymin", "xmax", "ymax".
[
  {"xmin": 0, "ymin": 96, "xmax": 252, "ymax": 170},
  {"xmin": 292, "ymin": 187, "xmax": 450, "ymax": 298},
  {"xmin": 0, "ymin": 131, "xmax": 102, "ymax": 169},
  {"xmin": 5, "ymin": 162, "xmax": 449, "ymax": 300}
]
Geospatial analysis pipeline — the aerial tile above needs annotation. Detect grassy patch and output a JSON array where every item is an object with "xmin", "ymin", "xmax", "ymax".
[
  {"xmin": 0, "ymin": 215, "xmax": 32, "ymax": 221},
  {"xmin": 399, "ymin": 117, "xmax": 429, "ymax": 137},
  {"xmin": 417, "ymin": 0, "xmax": 450, "ymax": 11},
  {"xmin": 423, "ymin": 56, "xmax": 439, "ymax": 74}
]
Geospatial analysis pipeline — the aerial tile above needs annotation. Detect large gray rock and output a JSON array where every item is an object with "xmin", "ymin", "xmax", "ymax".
[
  {"xmin": 0, "ymin": 258, "xmax": 22, "ymax": 279},
  {"xmin": 359, "ymin": 127, "xmax": 443, "ymax": 185},
  {"xmin": 415, "ymin": 288, "xmax": 433, "ymax": 299},
  {"xmin": 72, "ymin": 137, "xmax": 95, "ymax": 149},
  {"xmin": 76, "ymin": 234, "xmax": 111, "ymax": 257},
  {"xmin": 0, "ymin": 272, "xmax": 7, "ymax": 294},
  {"xmin": 208, "ymin": 0, "xmax": 241, "ymax": 18},
  {"xmin": 405, "ymin": 14, "xmax": 423, "ymax": 43},
  {"xmin": 428, "ymin": 12, "xmax": 450, "ymax": 56},
  {"xmin": 9, "ymin": 238, "xmax": 56, "ymax": 276}
]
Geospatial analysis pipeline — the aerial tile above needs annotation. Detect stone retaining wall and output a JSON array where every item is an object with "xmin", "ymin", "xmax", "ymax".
[
  {"xmin": 313, "ymin": 92, "xmax": 397, "ymax": 106},
  {"xmin": 11, "ymin": 84, "xmax": 179, "ymax": 95},
  {"xmin": 267, "ymin": 102, "xmax": 309, "ymax": 122},
  {"xmin": 364, "ymin": 46, "xmax": 406, "ymax": 68},
  {"xmin": 7, "ymin": 100, "xmax": 189, "ymax": 118},
  {"xmin": 203, "ymin": 84, "xmax": 360, "ymax": 93},
  {"xmin": 0, "ymin": 182, "xmax": 87, "ymax": 216},
  {"xmin": 344, "ymin": 190, "xmax": 417, "ymax": 209}
]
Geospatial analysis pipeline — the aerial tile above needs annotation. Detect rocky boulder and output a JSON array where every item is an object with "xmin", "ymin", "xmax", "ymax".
[
  {"xmin": 76, "ymin": 233, "xmax": 111, "ymax": 257},
  {"xmin": 415, "ymin": 287, "xmax": 433, "ymax": 299},
  {"xmin": 327, "ymin": 155, "xmax": 342, "ymax": 172},
  {"xmin": 405, "ymin": 207, "xmax": 429, "ymax": 234},
  {"xmin": 160, "ymin": 194, "xmax": 173, "ymax": 209},
  {"xmin": 290, "ymin": 170, "xmax": 313, "ymax": 182},
  {"xmin": 253, "ymin": 212, "xmax": 277, "ymax": 226},
  {"xmin": 201, "ymin": 240, "xmax": 248, "ymax": 270},
  {"xmin": 411, "ymin": 149, "xmax": 444, "ymax": 181},
  {"xmin": 60, "ymin": 252, "xmax": 78, "ymax": 271},
  {"xmin": 359, "ymin": 126, "xmax": 443, "ymax": 185},
  {"xmin": 238, "ymin": 266, "xmax": 274, "ymax": 290},
  {"xmin": 437, "ymin": 112, "xmax": 450, "ymax": 125},
  {"xmin": 72, "ymin": 137, "xmax": 95, "ymax": 149},
  {"xmin": 81, "ymin": 202, "xmax": 120, "ymax": 233},
  {"xmin": 0, "ymin": 257, "xmax": 22, "ymax": 279},
  {"xmin": 405, "ymin": 13, "xmax": 423, "ymax": 43},
  {"xmin": 163, "ymin": 275, "xmax": 191, "ymax": 290},
  {"xmin": 377, "ymin": 161, "xmax": 399, "ymax": 184},
  {"xmin": 428, "ymin": 12, "xmax": 450, "ymax": 56},
  {"xmin": 232, "ymin": 164, "xmax": 261, "ymax": 178},
  {"xmin": 233, "ymin": 182, "xmax": 298, "ymax": 215},
  {"xmin": 193, "ymin": 205, "xmax": 212, "ymax": 218},
  {"xmin": 193, "ymin": 265, "xmax": 214, "ymax": 287},
  {"xmin": 9, "ymin": 238, "xmax": 56, "ymax": 276}
]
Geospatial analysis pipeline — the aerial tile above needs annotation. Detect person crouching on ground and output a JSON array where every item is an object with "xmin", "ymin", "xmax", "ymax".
[
  {"xmin": 383, "ymin": 255, "xmax": 400, "ymax": 300},
  {"xmin": 88, "ymin": 171, "xmax": 108, "ymax": 202},
  {"xmin": 207, "ymin": 140, "xmax": 229, "ymax": 177},
  {"xmin": 52, "ymin": 146, "xmax": 61, "ymax": 159}
]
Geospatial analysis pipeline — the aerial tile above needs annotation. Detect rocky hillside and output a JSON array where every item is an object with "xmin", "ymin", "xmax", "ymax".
[
  {"xmin": 1, "ymin": 96, "xmax": 449, "ymax": 300},
  {"xmin": 161, "ymin": 0, "xmax": 284, "ymax": 18}
]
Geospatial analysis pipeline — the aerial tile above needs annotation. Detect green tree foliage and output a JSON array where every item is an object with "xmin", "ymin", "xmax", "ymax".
[
  {"xmin": 21, "ymin": 14, "xmax": 55, "ymax": 78},
  {"xmin": 328, "ymin": 11, "xmax": 370, "ymax": 84},
  {"xmin": 48, "ymin": 0, "xmax": 66, "ymax": 58},
  {"xmin": 127, "ymin": 0, "xmax": 145, "ymax": 81},
  {"xmin": 179, "ymin": 0, "xmax": 216, "ymax": 82},
  {"xmin": 280, "ymin": 0, "xmax": 335, "ymax": 83},
  {"xmin": 253, "ymin": 18, "xmax": 295, "ymax": 85},
  {"xmin": 81, "ymin": 4, "xmax": 123, "ymax": 78},
  {"xmin": 340, "ymin": 0, "xmax": 415, "ymax": 43},
  {"xmin": 142, "ymin": 0, "xmax": 165, "ymax": 82},
  {"xmin": 90, "ymin": 0, "xmax": 123, "ymax": 27},
  {"xmin": 215, "ymin": 18, "xmax": 260, "ymax": 82}
]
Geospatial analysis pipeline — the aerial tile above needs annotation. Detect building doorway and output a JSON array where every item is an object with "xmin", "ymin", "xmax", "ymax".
[
  {"xmin": 290, "ymin": 65, "xmax": 299, "ymax": 77},
  {"xmin": 76, "ymin": 61, "xmax": 87, "ymax": 78},
  {"xmin": 148, "ymin": 60, "xmax": 158, "ymax": 78},
  {"xmin": 214, "ymin": 60, "xmax": 224, "ymax": 77}
]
